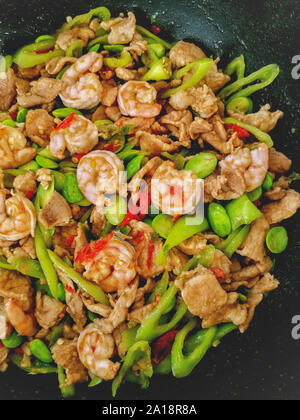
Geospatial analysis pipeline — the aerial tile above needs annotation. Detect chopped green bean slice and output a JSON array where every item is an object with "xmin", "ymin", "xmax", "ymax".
[{"xmin": 266, "ymin": 226, "xmax": 288, "ymax": 254}]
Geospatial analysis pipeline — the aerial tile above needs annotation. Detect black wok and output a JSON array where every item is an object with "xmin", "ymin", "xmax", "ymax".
[{"xmin": 0, "ymin": 0, "xmax": 299, "ymax": 401}]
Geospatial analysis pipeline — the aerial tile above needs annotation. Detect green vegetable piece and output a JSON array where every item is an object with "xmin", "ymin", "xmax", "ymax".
[
  {"xmin": 37, "ymin": 146, "xmax": 59, "ymax": 161},
  {"xmin": 35, "ymin": 225, "xmax": 58, "ymax": 300},
  {"xmin": 0, "ymin": 55, "xmax": 13, "ymax": 72},
  {"xmin": 35, "ymin": 35, "xmax": 56, "ymax": 43},
  {"xmin": 74, "ymin": 198, "xmax": 91, "ymax": 207},
  {"xmin": 36, "ymin": 155, "xmax": 59, "ymax": 169},
  {"xmin": 161, "ymin": 58, "xmax": 213, "ymax": 98},
  {"xmin": 148, "ymin": 42, "xmax": 165, "ymax": 60},
  {"xmin": 13, "ymin": 40, "xmax": 64, "ymax": 69},
  {"xmin": 112, "ymin": 341, "xmax": 153, "ymax": 397},
  {"xmin": 162, "ymin": 152, "xmax": 185, "ymax": 170},
  {"xmin": 141, "ymin": 57, "xmax": 172, "ymax": 81},
  {"xmin": 16, "ymin": 107, "xmax": 29, "ymax": 123},
  {"xmin": 208, "ymin": 203, "xmax": 232, "ymax": 238},
  {"xmin": 121, "ymin": 325, "xmax": 139, "ymax": 353},
  {"xmin": 219, "ymin": 63, "xmax": 280, "ymax": 101},
  {"xmin": 37, "ymin": 177, "xmax": 55, "ymax": 208},
  {"xmin": 223, "ymin": 117, "xmax": 273, "ymax": 148},
  {"xmin": 156, "ymin": 215, "xmax": 209, "ymax": 266},
  {"xmin": 247, "ymin": 186, "xmax": 263, "ymax": 202},
  {"xmin": 226, "ymin": 97, "xmax": 253, "ymax": 114},
  {"xmin": 80, "ymin": 207, "xmax": 93, "ymax": 224},
  {"xmin": 152, "ymin": 214, "xmax": 174, "ymax": 239},
  {"xmin": 262, "ymin": 173, "xmax": 273, "ymax": 191},
  {"xmin": 52, "ymin": 108, "xmax": 82, "ymax": 118},
  {"xmin": 184, "ymin": 152, "xmax": 218, "ymax": 179},
  {"xmin": 11, "ymin": 353, "xmax": 57, "ymax": 375},
  {"xmin": 217, "ymin": 225, "xmax": 251, "ymax": 258},
  {"xmin": 136, "ymin": 282, "xmax": 187, "ymax": 343},
  {"xmin": 2, "ymin": 119, "xmax": 16, "ymax": 128},
  {"xmin": 104, "ymin": 44, "xmax": 124, "ymax": 53},
  {"xmin": 171, "ymin": 319, "xmax": 217, "ymax": 378},
  {"xmin": 19, "ymin": 160, "xmax": 40, "ymax": 171},
  {"xmin": 89, "ymin": 376, "xmax": 103, "ymax": 387},
  {"xmin": 266, "ymin": 226, "xmax": 288, "ymax": 254},
  {"xmin": 49, "ymin": 323, "xmax": 64, "ymax": 347},
  {"xmin": 225, "ymin": 55, "xmax": 245, "ymax": 80},
  {"xmin": 126, "ymin": 154, "xmax": 146, "ymax": 179},
  {"xmin": 57, "ymin": 365, "xmax": 75, "ymax": 398},
  {"xmin": 48, "ymin": 250, "xmax": 109, "ymax": 305},
  {"xmin": 61, "ymin": 172, "xmax": 83, "ymax": 204},
  {"xmin": 104, "ymin": 195, "xmax": 126, "ymax": 225},
  {"xmin": 226, "ymin": 194, "xmax": 262, "ymax": 230},
  {"xmin": 89, "ymin": 44, "xmax": 101, "ymax": 53},
  {"xmin": 136, "ymin": 25, "xmax": 171, "ymax": 49},
  {"xmin": 30, "ymin": 339, "xmax": 53, "ymax": 363},
  {"xmin": 88, "ymin": 34, "xmax": 109, "ymax": 48},
  {"xmin": 148, "ymin": 271, "xmax": 169, "ymax": 304},
  {"xmin": 59, "ymin": 6, "xmax": 111, "ymax": 33},
  {"xmin": 2, "ymin": 331, "xmax": 24, "ymax": 349},
  {"xmin": 104, "ymin": 50, "xmax": 132, "ymax": 68},
  {"xmin": 87, "ymin": 311, "xmax": 98, "ymax": 322},
  {"xmin": 56, "ymin": 65, "xmax": 71, "ymax": 80},
  {"xmin": 9, "ymin": 256, "xmax": 45, "ymax": 279},
  {"xmin": 51, "ymin": 171, "xmax": 65, "ymax": 191},
  {"xmin": 48, "ymin": 282, "xmax": 66, "ymax": 303},
  {"xmin": 66, "ymin": 40, "xmax": 83, "ymax": 58}
]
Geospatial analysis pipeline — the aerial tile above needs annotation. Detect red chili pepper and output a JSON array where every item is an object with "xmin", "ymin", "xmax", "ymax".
[
  {"xmin": 172, "ymin": 214, "xmax": 181, "ymax": 223},
  {"xmin": 152, "ymin": 330, "xmax": 180, "ymax": 364},
  {"xmin": 210, "ymin": 267, "xmax": 225, "ymax": 278},
  {"xmin": 55, "ymin": 113, "xmax": 75, "ymax": 131},
  {"xmin": 58, "ymin": 309, "xmax": 66, "ymax": 318},
  {"xmin": 0, "ymin": 341, "xmax": 3, "ymax": 348},
  {"xmin": 103, "ymin": 142, "xmax": 121, "ymax": 153},
  {"xmin": 75, "ymin": 232, "xmax": 114, "ymax": 264},
  {"xmin": 91, "ymin": 346, "xmax": 96, "ymax": 353},
  {"xmin": 74, "ymin": 153, "xmax": 85, "ymax": 163},
  {"xmin": 9, "ymin": 111, "xmax": 17, "ymax": 121},
  {"xmin": 15, "ymin": 348, "xmax": 24, "ymax": 355},
  {"xmin": 65, "ymin": 285, "xmax": 75, "ymax": 294},
  {"xmin": 120, "ymin": 192, "xmax": 151, "ymax": 227},
  {"xmin": 225, "ymin": 124, "xmax": 250, "ymax": 138},
  {"xmin": 25, "ymin": 189, "xmax": 36, "ymax": 200},
  {"xmin": 151, "ymin": 25, "xmax": 161, "ymax": 35},
  {"xmin": 117, "ymin": 120, "xmax": 124, "ymax": 127},
  {"xmin": 147, "ymin": 240, "xmax": 155, "ymax": 269},
  {"xmin": 133, "ymin": 231, "xmax": 145, "ymax": 243},
  {"xmin": 36, "ymin": 47, "xmax": 54, "ymax": 55},
  {"xmin": 65, "ymin": 236, "xmax": 75, "ymax": 248},
  {"xmin": 155, "ymin": 294, "xmax": 161, "ymax": 303}
]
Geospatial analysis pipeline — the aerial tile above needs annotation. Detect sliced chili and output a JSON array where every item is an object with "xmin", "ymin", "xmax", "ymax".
[
  {"xmin": 65, "ymin": 285, "xmax": 75, "ymax": 294},
  {"xmin": 151, "ymin": 25, "xmax": 161, "ymax": 35},
  {"xmin": 75, "ymin": 232, "xmax": 114, "ymax": 264},
  {"xmin": 210, "ymin": 267, "xmax": 225, "ymax": 278},
  {"xmin": 25, "ymin": 189, "xmax": 36, "ymax": 200},
  {"xmin": 225, "ymin": 123, "xmax": 250, "ymax": 138},
  {"xmin": 55, "ymin": 113, "xmax": 75, "ymax": 131},
  {"xmin": 65, "ymin": 236, "xmax": 75, "ymax": 247},
  {"xmin": 152, "ymin": 329, "xmax": 180, "ymax": 364}
]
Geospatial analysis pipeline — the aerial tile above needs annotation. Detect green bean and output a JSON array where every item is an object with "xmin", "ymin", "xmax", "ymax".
[
  {"xmin": 30, "ymin": 339, "xmax": 53, "ymax": 364},
  {"xmin": 148, "ymin": 272, "xmax": 169, "ymax": 304},
  {"xmin": 247, "ymin": 186, "xmax": 263, "ymax": 202},
  {"xmin": 136, "ymin": 25, "xmax": 172, "ymax": 49},
  {"xmin": 48, "ymin": 282, "xmax": 66, "ymax": 303},
  {"xmin": 57, "ymin": 365, "xmax": 75, "ymax": 398},
  {"xmin": 80, "ymin": 207, "xmax": 93, "ymax": 224},
  {"xmin": 35, "ymin": 225, "xmax": 58, "ymax": 300},
  {"xmin": 66, "ymin": 40, "xmax": 83, "ymax": 58},
  {"xmin": 89, "ymin": 376, "xmax": 103, "ymax": 387},
  {"xmin": 2, "ymin": 119, "xmax": 16, "ymax": 127},
  {"xmin": 51, "ymin": 171, "xmax": 65, "ymax": 191},
  {"xmin": 16, "ymin": 107, "xmax": 29, "ymax": 123},
  {"xmin": 226, "ymin": 194, "xmax": 262, "ymax": 230},
  {"xmin": 225, "ymin": 55, "xmax": 246, "ymax": 80},
  {"xmin": 37, "ymin": 146, "xmax": 59, "ymax": 161},
  {"xmin": 52, "ymin": 108, "xmax": 82, "ymax": 118},
  {"xmin": 152, "ymin": 214, "xmax": 174, "ymax": 239},
  {"xmin": 37, "ymin": 177, "xmax": 55, "ymax": 208},
  {"xmin": 36, "ymin": 155, "xmax": 59, "ymax": 169},
  {"xmin": 87, "ymin": 311, "xmax": 98, "ymax": 322},
  {"xmin": 9, "ymin": 256, "xmax": 45, "ymax": 279},
  {"xmin": 11, "ymin": 353, "xmax": 57, "ymax": 375},
  {"xmin": 19, "ymin": 160, "xmax": 40, "ymax": 171},
  {"xmin": 208, "ymin": 203, "xmax": 232, "ymax": 238},
  {"xmin": 62, "ymin": 172, "xmax": 84, "ymax": 204},
  {"xmin": 49, "ymin": 323, "xmax": 64, "ymax": 347},
  {"xmin": 89, "ymin": 44, "xmax": 101, "ymax": 53},
  {"xmin": 266, "ymin": 226, "xmax": 288, "ymax": 254},
  {"xmin": 126, "ymin": 154, "xmax": 146, "ymax": 179},
  {"xmin": 223, "ymin": 117, "xmax": 273, "ymax": 148},
  {"xmin": 262, "ymin": 173, "xmax": 273, "ymax": 191},
  {"xmin": 48, "ymin": 250, "xmax": 109, "ymax": 305},
  {"xmin": 88, "ymin": 34, "xmax": 109, "ymax": 48},
  {"xmin": 104, "ymin": 195, "xmax": 126, "ymax": 225},
  {"xmin": 226, "ymin": 97, "xmax": 253, "ymax": 114},
  {"xmin": 216, "ymin": 225, "xmax": 251, "ymax": 258},
  {"xmin": 184, "ymin": 153, "xmax": 217, "ymax": 178},
  {"xmin": 2, "ymin": 331, "xmax": 24, "ymax": 349},
  {"xmin": 104, "ymin": 44, "xmax": 124, "ymax": 53},
  {"xmin": 56, "ymin": 65, "xmax": 71, "ymax": 80}
]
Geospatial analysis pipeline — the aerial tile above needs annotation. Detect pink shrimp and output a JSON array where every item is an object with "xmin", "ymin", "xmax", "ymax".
[{"xmin": 4, "ymin": 299, "xmax": 37, "ymax": 337}]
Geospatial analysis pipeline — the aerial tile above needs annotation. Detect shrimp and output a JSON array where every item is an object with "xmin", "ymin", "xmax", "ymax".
[
  {"xmin": 117, "ymin": 81, "xmax": 162, "ymax": 118},
  {"xmin": 0, "ymin": 190, "xmax": 36, "ymax": 241},
  {"xmin": 49, "ymin": 115, "xmax": 99, "ymax": 159},
  {"xmin": 151, "ymin": 161, "xmax": 203, "ymax": 216},
  {"xmin": 4, "ymin": 299, "xmax": 37, "ymax": 337},
  {"xmin": 0, "ymin": 125, "xmax": 36, "ymax": 169},
  {"xmin": 77, "ymin": 322, "xmax": 120, "ymax": 381},
  {"xmin": 219, "ymin": 143, "xmax": 269, "ymax": 192},
  {"xmin": 79, "ymin": 237, "xmax": 137, "ymax": 293},
  {"xmin": 60, "ymin": 52, "xmax": 103, "ymax": 110},
  {"xmin": 77, "ymin": 150, "xmax": 126, "ymax": 207}
]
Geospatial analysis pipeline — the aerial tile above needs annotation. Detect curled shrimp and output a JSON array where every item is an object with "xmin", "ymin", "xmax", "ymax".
[
  {"xmin": 151, "ymin": 161, "xmax": 203, "ymax": 216},
  {"xmin": 50, "ymin": 115, "xmax": 99, "ymax": 159},
  {"xmin": 219, "ymin": 143, "xmax": 269, "ymax": 192},
  {"xmin": 77, "ymin": 322, "xmax": 120, "ymax": 381},
  {"xmin": 117, "ymin": 81, "xmax": 162, "ymax": 118},
  {"xmin": 0, "ymin": 191, "xmax": 36, "ymax": 241},
  {"xmin": 0, "ymin": 125, "xmax": 36, "ymax": 169},
  {"xmin": 79, "ymin": 236, "xmax": 137, "ymax": 293},
  {"xmin": 4, "ymin": 299, "xmax": 37, "ymax": 337},
  {"xmin": 77, "ymin": 150, "xmax": 126, "ymax": 207},
  {"xmin": 60, "ymin": 52, "xmax": 103, "ymax": 110}
]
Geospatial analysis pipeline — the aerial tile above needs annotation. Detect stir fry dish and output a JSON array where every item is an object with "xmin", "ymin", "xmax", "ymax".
[{"xmin": 0, "ymin": 6, "xmax": 300, "ymax": 398}]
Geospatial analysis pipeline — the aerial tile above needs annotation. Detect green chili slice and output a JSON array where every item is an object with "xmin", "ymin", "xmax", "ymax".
[{"xmin": 223, "ymin": 117, "xmax": 273, "ymax": 148}]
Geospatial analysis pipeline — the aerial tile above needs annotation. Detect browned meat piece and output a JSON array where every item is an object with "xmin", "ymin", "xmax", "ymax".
[
  {"xmin": 74, "ymin": 224, "xmax": 88, "ymax": 273},
  {"xmin": 223, "ymin": 276, "xmax": 259, "ymax": 292},
  {"xmin": 159, "ymin": 110, "xmax": 193, "ymax": 147},
  {"xmin": 261, "ymin": 189, "xmax": 300, "ymax": 224},
  {"xmin": 268, "ymin": 148, "xmax": 292, "ymax": 174},
  {"xmin": 127, "ymin": 302, "xmax": 157, "ymax": 325},
  {"xmin": 115, "ymin": 67, "xmax": 139, "ymax": 81},
  {"xmin": 135, "ymin": 130, "xmax": 181, "ymax": 154},
  {"xmin": 169, "ymin": 41, "xmax": 206, "ymax": 68},
  {"xmin": 264, "ymin": 176, "xmax": 291, "ymax": 202},
  {"xmin": 177, "ymin": 232, "xmax": 211, "ymax": 255},
  {"xmin": 0, "ymin": 345, "xmax": 9, "ymax": 372},
  {"xmin": 51, "ymin": 338, "xmax": 88, "ymax": 386},
  {"xmin": 0, "ymin": 69, "xmax": 16, "ymax": 111},
  {"xmin": 237, "ymin": 216, "xmax": 270, "ymax": 263},
  {"xmin": 89, "ymin": 207, "xmax": 107, "ymax": 238},
  {"xmin": 105, "ymin": 105, "xmax": 121, "ymax": 121},
  {"xmin": 13, "ymin": 171, "xmax": 36, "ymax": 197},
  {"xmin": 113, "ymin": 323, "xmax": 128, "ymax": 358},
  {"xmin": 101, "ymin": 12, "xmax": 136, "ymax": 45},
  {"xmin": 17, "ymin": 65, "xmax": 43, "ymax": 80},
  {"xmin": 117, "ymin": 116, "xmax": 155, "ymax": 134},
  {"xmin": 25, "ymin": 109, "xmax": 54, "ymax": 147},
  {"xmin": 80, "ymin": 292, "xmax": 112, "ymax": 318},
  {"xmin": 210, "ymin": 249, "xmax": 232, "ymax": 279},
  {"xmin": 45, "ymin": 56, "xmax": 77, "ymax": 75},
  {"xmin": 17, "ymin": 78, "xmax": 62, "ymax": 108},
  {"xmin": 232, "ymin": 257, "xmax": 273, "ymax": 283},
  {"xmin": 175, "ymin": 265, "xmax": 228, "ymax": 318},
  {"xmin": 101, "ymin": 81, "xmax": 118, "ymax": 107},
  {"xmin": 0, "ymin": 297, "xmax": 12, "ymax": 339},
  {"xmin": 56, "ymin": 27, "xmax": 95, "ymax": 50},
  {"xmin": 228, "ymin": 104, "xmax": 284, "ymax": 133},
  {"xmin": 125, "ymin": 32, "xmax": 148, "ymax": 56},
  {"xmin": 205, "ymin": 169, "xmax": 246, "ymax": 201},
  {"xmin": 166, "ymin": 248, "xmax": 189, "ymax": 276},
  {"xmin": 0, "ymin": 269, "xmax": 33, "ymax": 312},
  {"xmin": 39, "ymin": 191, "xmax": 72, "ymax": 230},
  {"xmin": 35, "ymin": 291, "xmax": 66, "ymax": 329},
  {"xmin": 36, "ymin": 168, "xmax": 52, "ymax": 190},
  {"xmin": 203, "ymin": 61, "xmax": 230, "ymax": 92},
  {"xmin": 189, "ymin": 117, "xmax": 212, "ymax": 140}
]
